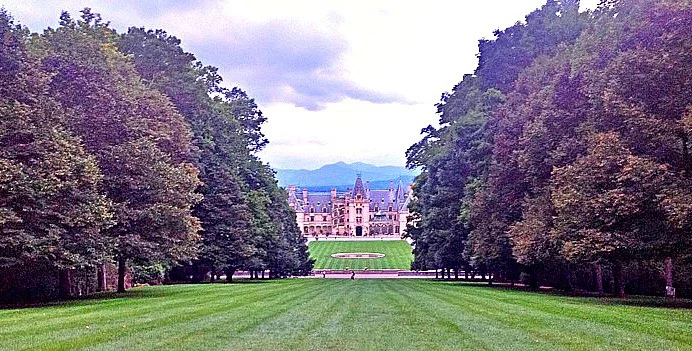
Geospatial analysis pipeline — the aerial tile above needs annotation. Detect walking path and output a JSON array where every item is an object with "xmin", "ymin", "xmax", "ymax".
[{"xmin": 306, "ymin": 270, "xmax": 490, "ymax": 279}]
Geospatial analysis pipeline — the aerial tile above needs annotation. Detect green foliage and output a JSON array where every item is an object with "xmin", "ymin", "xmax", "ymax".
[
  {"xmin": 409, "ymin": 0, "xmax": 692, "ymax": 294},
  {"xmin": 30, "ymin": 11, "xmax": 203, "ymax": 293},
  {"xmin": 118, "ymin": 27, "xmax": 311, "ymax": 279},
  {"xmin": 1, "ymin": 7, "xmax": 309, "ymax": 300},
  {"xmin": 0, "ymin": 11, "xmax": 112, "ymax": 270}
]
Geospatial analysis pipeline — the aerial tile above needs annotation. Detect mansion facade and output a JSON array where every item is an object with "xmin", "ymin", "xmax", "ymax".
[{"xmin": 287, "ymin": 176, "xmax": 412, "ymax": 237}]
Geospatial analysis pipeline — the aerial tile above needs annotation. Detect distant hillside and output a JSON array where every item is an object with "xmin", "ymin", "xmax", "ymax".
[{"xmin": 274, "ymin": 162, "xmax": 419, "ymax": 190}]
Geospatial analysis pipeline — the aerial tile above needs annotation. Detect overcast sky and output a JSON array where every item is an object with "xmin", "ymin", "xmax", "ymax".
[{"xmin": 2, "ymin": 0, "xmax": 599, "ymax": 170}]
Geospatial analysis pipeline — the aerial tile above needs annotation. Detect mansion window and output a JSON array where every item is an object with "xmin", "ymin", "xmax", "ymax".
[
  {"xmin": 310, "ymin": 208, "xmax": 315, "ymax": 213},
  {"xmin": 356, "ymin": 217, "xmax": 362, "ymax": 224},
  {"xmin": 356, "ymin": 208, "xmax": 362, "ymax": 214},
  {"xmin": 310, "ymin": 216, "xmax": 315, "ymax": 221},
  {"xmin": 322, "ymin": 207, "xmax": 327, "ymax": 212},
  {"xmin": 395, "ymin": 226, "xmax": 400, "ymax": 233},
  {"xmin": 389, "ymin": 206, "xmax": 393, "ymax": 211}
]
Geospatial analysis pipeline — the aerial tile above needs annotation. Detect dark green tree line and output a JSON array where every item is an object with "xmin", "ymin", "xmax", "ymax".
[
  {"xmin": 0, "ymin": 9, "xmax": 311, "ymax": 302},
  {"xmin": 407, "ymin": 0, "xmax": 692, "ymax": 297},
  {"xmin": 118, "ymin": 26, "xmax": 310, "ymax": 282}
]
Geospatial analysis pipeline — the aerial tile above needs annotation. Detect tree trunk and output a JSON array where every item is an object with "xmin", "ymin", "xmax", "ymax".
[
  {"xmin": 528, "ymin": 267, "xmax": 539, "ymax": 290},
  {"xmin": 594, "ymin": 263, "xmax": 604, "ymax": 294},
  {"xmin": 488, "ymin": 269, "xmax": 493, "ymax": 286},
  {"xmin": 226, "ymin": 269, "xmax": 235, "ymax": 283},
  {"xmin": 564, "ymin": 269, "xmax": 574, "ymax": 292},
  {"xmin": 454, "ymin": 268, "xmax": 459, "ymax": 280},
  {"xmin": 117, "ymin": 257, "xmax": 127, "ymax": 293},
  {"xmin": 665, "ymin": 257, "xmax": 675, "ymax": 297},
  {"xmin": 262, "ymin": 270, "xmax": 265, "ymax": 279},
  {"xmin": 681, "ymin": 134, "xmax": 689, "ymax": 171},
  {"xmin": 58, "ymin": 269, "xmax": 73, "ymax": 299},
  {"xmin": 96, "ymin": 265, "xmax": 106, "ymax": 292},
  {"xmin": 613, "ymin": 262, "xmax": 625, "ymax": 298},
  {"xmin": 435, "ymin": 269, "xmax": 439, "ymax": 280}
]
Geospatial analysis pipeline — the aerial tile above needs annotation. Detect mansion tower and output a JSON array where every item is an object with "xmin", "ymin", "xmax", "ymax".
[{"xmin": 287, "ymin": 176, "xmax": 412, "ymax": 237}]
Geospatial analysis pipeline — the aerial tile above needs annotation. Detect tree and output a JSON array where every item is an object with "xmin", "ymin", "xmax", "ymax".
[
  {"xmin": 0, "ymin": 11, "xmax": 112, "ymax": 298},
  {"xmin": 36, "ymin": 9, "xmax": 201, "ymax": 292},
  {"xmin": 406, "ymin": 77, "xmax": 502, "ymax": 277},
  {"xmin": 119, "ymin": 27, "xmax": 311, "ymax": 281},
  {"xmin": 551, "ymin": 133, "xmax": 670, "ymax": 297}
]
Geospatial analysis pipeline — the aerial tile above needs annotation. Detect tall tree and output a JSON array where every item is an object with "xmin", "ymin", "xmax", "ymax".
[
  {"xmin": 551, "ymin": 133, "xmax": 670, "ymax": 296},
  {"xmin": 118, "ymin": 27, "xmax": 311, "ymax": 280},
  {"xmin": 36, "ymin": 9, "xmax": 201, "ymax": 292},
  {"xmin": 0, "ymin": 11, "xmax": 112, "ymax": 298}
]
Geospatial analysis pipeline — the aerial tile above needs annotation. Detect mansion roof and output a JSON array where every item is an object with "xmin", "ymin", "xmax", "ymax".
[{"xmin": 288, "ymin": 176, "xmax": 411, "ymax": 214}]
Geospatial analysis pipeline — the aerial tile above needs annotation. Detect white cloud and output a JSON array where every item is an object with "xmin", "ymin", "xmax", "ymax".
[
  {"xmin": 258, "ymin": 99, "xmax": 435, "ymax": 169},
  {"xmin": 1, "ymin": 0, "xmax": 602, "ymax": 170}
]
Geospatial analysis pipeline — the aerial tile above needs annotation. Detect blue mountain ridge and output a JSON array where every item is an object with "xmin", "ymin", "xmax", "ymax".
[{"xmin": 273, "ymin": 162, "xmax": 419, "ymax": 191}]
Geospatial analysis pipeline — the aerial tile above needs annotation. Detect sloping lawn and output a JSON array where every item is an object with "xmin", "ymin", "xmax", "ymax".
[
  {"xmin": 1, "ymin": 280, "xmax": 691, "ymax": 351},
  {"xmin": 308, "ymin": 239, "xmax": 413, "ymax": 270}
]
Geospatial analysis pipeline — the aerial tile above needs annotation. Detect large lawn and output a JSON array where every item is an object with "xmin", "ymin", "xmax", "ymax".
[
  {"xmin": 308, "ymin": 239, "xmax": 413, "ymax": 270},
  {"xmin": 1, "ymin": 280, "xmax": 691, "ymax": 351}
]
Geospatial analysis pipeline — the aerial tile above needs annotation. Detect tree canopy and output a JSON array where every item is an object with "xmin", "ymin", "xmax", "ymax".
[
  {"xmin": 0, "ymin": 8, "xmax": 311, "ymax": 301},
  {"xmin": 407, "ymin": 0, "xmax": 692, "ymax": 297}
]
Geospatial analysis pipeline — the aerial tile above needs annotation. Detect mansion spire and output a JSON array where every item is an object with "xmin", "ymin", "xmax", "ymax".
[
  {"xmin": 353, "ymin": 174, "xmax": 366, "ymax": 196},
  {"xmin": 288, "ymin": 175, "xmax": 412, "ymax": 237}
]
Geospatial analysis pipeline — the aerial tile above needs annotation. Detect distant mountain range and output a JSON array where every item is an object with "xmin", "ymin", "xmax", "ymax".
[{"xmin": 274, "ymin": 162, "xmax": 419, "ymax": 191}]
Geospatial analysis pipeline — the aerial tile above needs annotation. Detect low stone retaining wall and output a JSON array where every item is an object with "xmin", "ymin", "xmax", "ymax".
[
  {"xmin": 397, "ymin": 270, "xmax": 440, "ymax": 277},
  {"xmin": 313, "ymin": 269, "xmax": 401, "ymax": 275}
]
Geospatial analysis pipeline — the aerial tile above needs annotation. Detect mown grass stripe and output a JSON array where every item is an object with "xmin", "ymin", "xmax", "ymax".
[
  {"xmin": 0, "ymin": 280, "xmax": 690, "ymax": 351},
  {"xmin": 308, "ymin": 240, "xmax": 413, "ymax": 270}
]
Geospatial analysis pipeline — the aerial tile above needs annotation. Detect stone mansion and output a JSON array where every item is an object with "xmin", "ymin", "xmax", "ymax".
[{"xmin": 287, "ymin": 176, "xmax": 412, "ymax": 237}]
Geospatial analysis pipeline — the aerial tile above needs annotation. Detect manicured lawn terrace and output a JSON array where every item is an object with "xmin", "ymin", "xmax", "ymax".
[
  {"xmin": 308, "ymin": 240, "xmax": 413, "ymax": 270},
  {"xmin": 1, "ymin": 280, "xmax": 691, "ymax": 351}
]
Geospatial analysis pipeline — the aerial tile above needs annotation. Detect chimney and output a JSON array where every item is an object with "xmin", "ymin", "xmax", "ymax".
[
  {"xmin": 288, "ymin": 185, "xmax": 296, "ymax": 196},
  {"xmin": 331, "ymin": 188, "xmax": 337, "ymax": 200},
  {"xmin": 302, "ymin": 188, "xmax": 308, "ymax": 204}
]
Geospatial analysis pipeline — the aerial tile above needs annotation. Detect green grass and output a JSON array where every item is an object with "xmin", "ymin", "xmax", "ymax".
[
  {"xmin": 1, "ymin": 281, "xmax": 691, "ymax": 351},
  {"xmin": 308, "ymin": 240, "xmax": 413, "ymax": 270}
]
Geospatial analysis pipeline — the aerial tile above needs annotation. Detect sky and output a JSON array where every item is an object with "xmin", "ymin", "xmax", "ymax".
[{"xmin": 1, "ymin": 0, "xmax": 600, "ymax": 170}]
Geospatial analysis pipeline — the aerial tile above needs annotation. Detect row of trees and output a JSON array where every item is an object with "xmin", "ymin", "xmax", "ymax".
[
  {"xmin": 406, "ymin": 0, "xmax": 692, "ymax": 297},
  {"xmin": 0, "ymin": 9, "xmax": 311, "ymax": 302}
]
